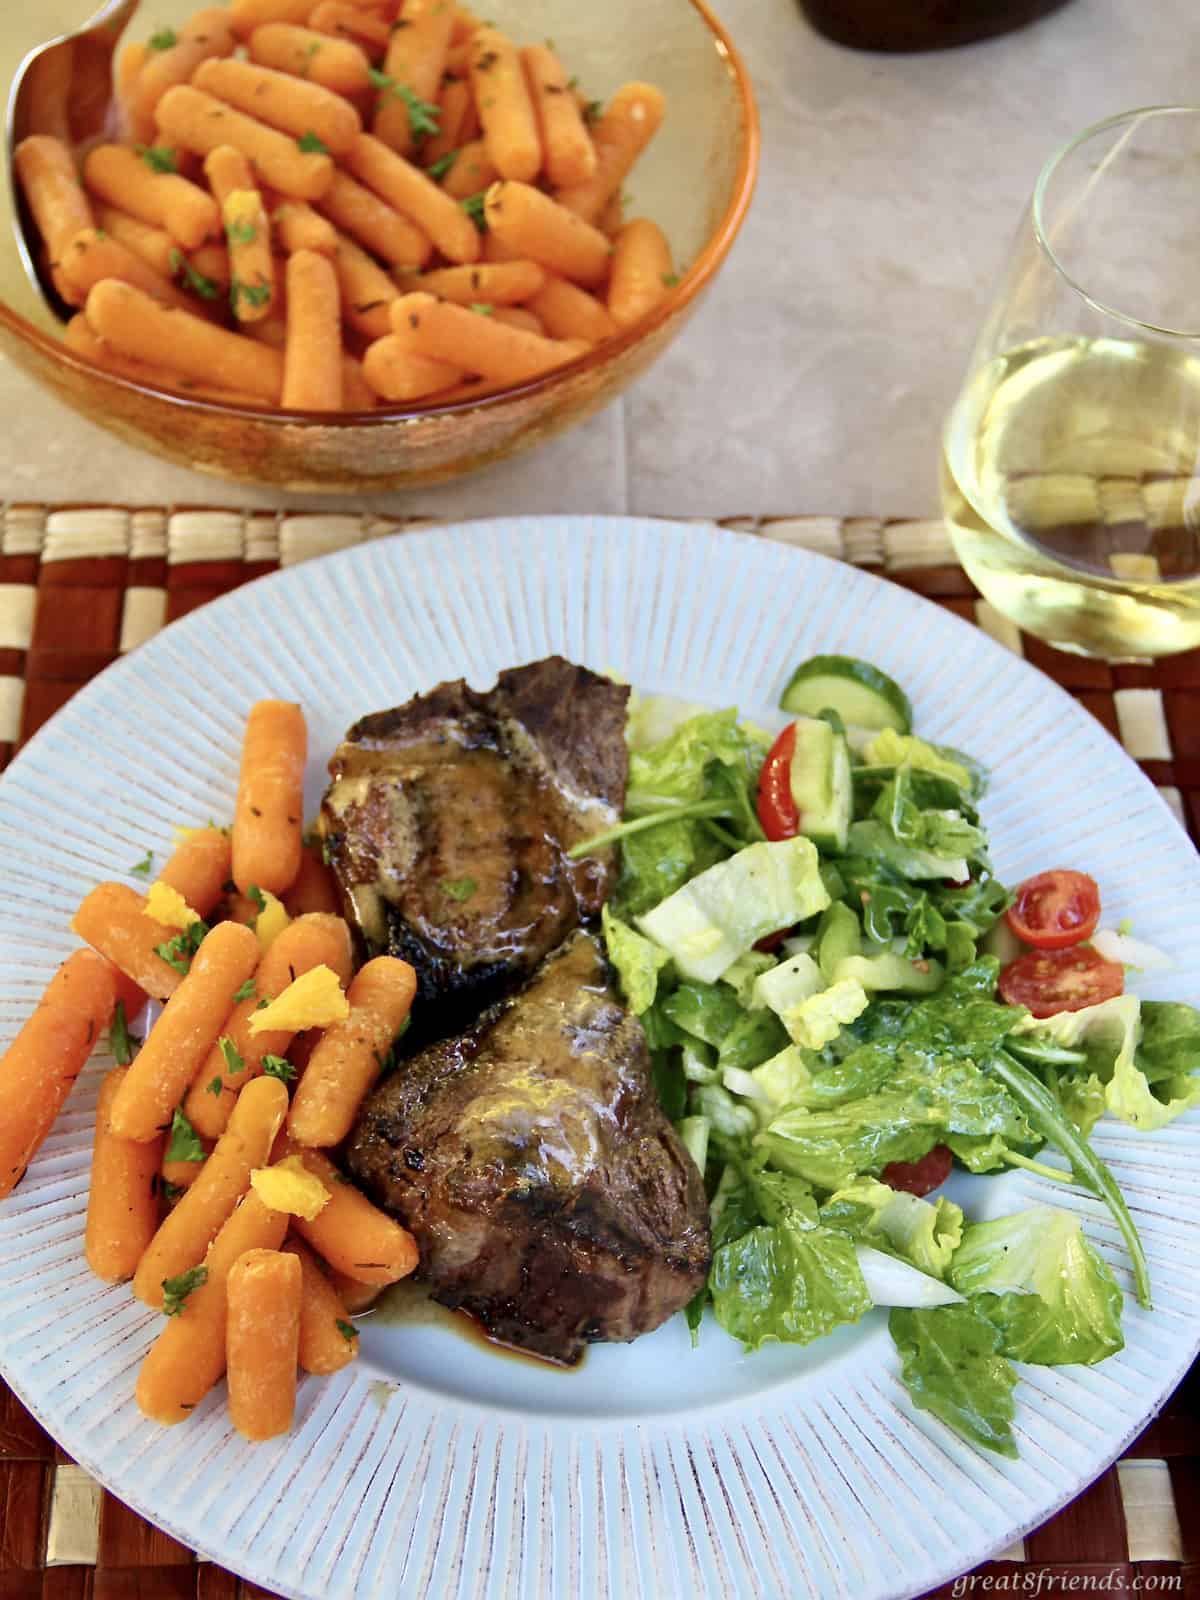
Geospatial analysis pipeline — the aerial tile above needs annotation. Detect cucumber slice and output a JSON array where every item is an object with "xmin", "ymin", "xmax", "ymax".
[
  {"xmin": 787, "ymin": 716, "xmax": 852, "ymax": 852},
  {"xmin": 781, "ymin": 655, "xmax": 913, "ymax": 734},
  {"xmin": 834, "ymin": 951, "xmax": 945, "ymax": 994},
  {"xmin": 816, "ymin": 901, "xmax": 862, "ymax": 984}
]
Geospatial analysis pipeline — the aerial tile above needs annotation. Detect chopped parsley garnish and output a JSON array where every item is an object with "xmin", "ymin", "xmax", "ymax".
[
  {"xmin": 166, "ymin": 1108, "xmax": 206, "ymax": 1164},
  {"xmin": 426, "ymin": 150, "xmax": 459, "ymax": 180},
  {"xmin": 169, "ymin": 248, "xmax": 220, "ymax": 301},
  {"xmin": 233, "ymin": 978, "xmax": 257, "ymax": 1004},
  {"xmin": 206, "ymin": 1076, "xmax": 224, "ymax": 1097},
  {"xmin": 245, "ymin": 885, "xmax": 267, "ymax": 913},
  {"xmin": 469, "ymin": 303, "xmax": 493, "ymax": 317},
  {"xmin": 148, "ymin": 27, "xmax": 179, "ymax": 50},
  {"xmin": 161, "ymin": 1179, "xmax": 184, "ymax": 1204},
  {"xmin": 136, "ymin": 144, "xmax": 178, "ymax": 174},
  {"xmin": 566, "ymin": 75, "xmax": 579, "ymax": 91},
  {"xmin": 374, "ymin": 1044, "xmax": 397, "ymax": 1077},
  {"xmin": 231, "ymin": 277, "xmax": 272, "ymax": 310},
  {"xmin": 155, "ymin": 919, "xmax": 209, "ymax": 976},
  {"xmin": 460, "ymin": 193, "xmax": 488, "ymax": 231},
  {"xmin": 130, "ymin": 850, "xmax": 154, "ymax": 877},
  {"xmin": 218, "ymin": 1036, "xmax": 244, "ymax": 1076},
  {"xmin": 162, "ymin": 1265, "xmax": 208, "ymax": 1317},
  {"xmin": 582, "ymin": 100, "xmax": 604, "ymax": 124},
  {"xmin": 321, "ymin": 836, "xmax": 335, "ymax": 865},
  {"xmin": 297, "ymin": 130, "xmax": 330, "ymax": 154},
  {"xmin": 261, "ymin": 1054, "xmax": 296, "ymax": 1083},
  {"xmin": 336, "ymin": 1319, "xmax": 359, "ymax": 1343},
  {"xmin": 107, "ymin": 1001, "xmax": 137, "ymax": 1067},
  {"xmin": 662, "ymin": 272, "xmax": 681, "ymax": 288},
  {"xmin": 367, "ymin": 70, "xmax": 440, "ymax": 142},
  {"xmin": 441, "ymin": 876, "xmax": 477, "ymax": 901},
  {"xmin": 226, "ymin": 218, "xmax": 258, "ymax": 245},
  {"xmin": 256, "ymin": 997, "xmax": 271, "ymax": 1011}
]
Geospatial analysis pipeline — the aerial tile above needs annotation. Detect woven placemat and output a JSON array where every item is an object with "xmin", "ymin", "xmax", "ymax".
[{"xmin": 0, "ymin": 505, "xmax": 1195, "ymax": 1600}]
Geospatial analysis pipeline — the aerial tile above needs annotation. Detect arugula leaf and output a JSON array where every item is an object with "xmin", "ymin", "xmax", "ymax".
[
  {"xmin": 948, "ymin": 1206, "xmax": 1124, "ymax": 1365},
  {"xmin": 889, "ymin": 1303, "xmax": 1018, "ymax": 1457},
  {"xmin": 613, "ymin": 815, "xmax": 725, "ymax": 918},
  {"xmin": 162, "ymin": 1265, "xmax": 208, "ymax": 1317},
  {"xmin": 602, "ymin": 905, "xmax": 669, "ymax": 1015},
  {"xmin": 718, "ymin": 1008, "xmax": 789, "ymax": 1074},
  {"xmin": 661, "ymin": 980, "xmax": 743, "ymax": 1047},
  {"xmin": 166, "ymin": 1108, "xmax": 206, "ymax": 1163}
]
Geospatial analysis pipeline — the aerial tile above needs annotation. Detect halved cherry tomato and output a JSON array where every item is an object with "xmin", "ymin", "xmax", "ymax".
[
  {"xmin": 882, "ymin": 1144, "xmax": 953, "ymax": 1197},
  {"xmin": 757, "ymin": 723, "xmax": 798, "ymax": 841},
  {"xmin": 998, "ymin": 944, "xmax": 1122, "ymax": 1018},
  {"xmin": 754, "ymin": 929, "xmax": 790, "ymax": 953},
  {"xmin": 1006, "ymin": 869, "xmax": 1101, "ymax": 951}
]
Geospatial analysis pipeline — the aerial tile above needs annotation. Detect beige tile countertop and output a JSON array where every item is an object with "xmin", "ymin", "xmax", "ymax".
[{"xmin": 0, "ymin": 0, "xmax": 1191, "ymax": 518}]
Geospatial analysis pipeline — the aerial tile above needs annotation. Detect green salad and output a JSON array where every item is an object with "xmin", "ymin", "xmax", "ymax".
[{"xmin": 573, "ymin": 656, "xmax": 1200, "ymax": 1459}]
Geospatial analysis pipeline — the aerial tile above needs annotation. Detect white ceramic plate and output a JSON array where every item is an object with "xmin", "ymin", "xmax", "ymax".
[{"xmin": 0, "ymin": 516, "xmax": 1197, "ymax": 1600}]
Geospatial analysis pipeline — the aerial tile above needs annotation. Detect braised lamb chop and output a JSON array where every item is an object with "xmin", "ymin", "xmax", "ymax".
[
  {"xmin": 346, "ymin": 930, "xmax": 712, "ymax": 1364},
  {"xmin": 322, "ymin": 657, "xmax": 628, "ymax": 1044}
]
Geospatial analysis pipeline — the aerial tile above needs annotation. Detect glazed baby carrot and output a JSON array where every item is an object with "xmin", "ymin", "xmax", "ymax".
[
  {"xmin": 282, "ymin": 840, "xmax": 340, "ymax": 917},
  {"xmin": 556, "ymin": 83, "xmax": 666, "ymax": 223},
  {"xmin": 395, "ymin": 259, "xmax": 545, "ymax": 306},
  {"xmin": 315, "ymin": 170, "xmax": 433, "ymax": 269},
  {"xmin": 133, "ymin": 1074, "xmax": 289, "ymax": 1307},
  {"xmin": 127, "ymin": 8, "xmax": 235, "ymax": 144},
  {"xmin": 388, "ymin": 292, "xmax": 588, "ymax": 383},
  {"xmin": 597, "ymin": 189, "xmax": 625, "ymax": 239},
  {"xmin": 0, "ymin": 949, "xmax": 117, "ymax": 1200},
  {"xmin": 185, "ymin": 913, "xmax": 353, "ymax": 1137},
  {"xmin": 158, "ymin": 827, "xmax": 233, "ymax": 919},
  {"xmin": 135, "ymin": 1190, "xmax": 287, "ymax": 1425},
  {"xmin": 483, "ymin": 181, "xmax": 611, "ymax": 286},
  {"xmin": 226, "ymin": 1248, "xmax": 302, "ymax": 1440},
  {"xmin": 342, "ymin": 354, "xmax": 376, "ymax": 409},
  {"xmin": 283, "ymin": 249, "xmax": 343, "ymax": 410},
  {"xmin": 155, "ymin": 85, "xmax": 334, "ymax": 203},
  {"xmin": 92, "ymin": 205, "xmax": 176, "ymax": 277},
  {"xmin": 85, "ymin": 1068, "xmax": 164, "ymax": 1282},
  {"xmin": 491, "ymin": 306, "xmax": 544, "ymax": 336},
  {"xmin": 71, "ymin": 882, "xmax": 186, "ymax": 1002},
  {"xmin": 57, "ymin": 229, "xmax": 196, "ymax": 313},
  {"xmin": 247, "ymin": 23, "xmax": 373, "ymax": 98},
  {"xmin": 288, "ymin": 956, "xmax": 417, "ymax": 1147},
  {"xmin": 528, "ymin": 275, "xmax": 618, "ymax": 343},
  {"xmin": 85, "ymin": 281, "xmax": 285, "ymax": 401},
  {"xmin": 283, "ymin": 1237, "xmax": 359, "ymax": 1375},
  {"xmin": 440, "ymin": 137, "xmax": 498, "ymax": 200},
  {"xmin": 232, "ymin": 699, "xmax": 307, "ymax": 896},
  {"xmin": 372, "ymin": 0, "xmax": 456, "ymax": 156},
  {"xmin": 421, "ymin": 77, "xmax": 476, "ymax": 170},
  {"xmin": 306, "ymin": 3, "xmax": 391, "ymax": 59},
  {"xmin": 341, "ymin": 134, "xmax": 481, "ymax": 264},
  {"xmin": 204, "ymin": 146, "xmax": 275, "ymax": 323},
  {"xmin": 520, "ymin": 44, "xmax": 597, "ymax": 189},
  {"xmin": 109, "ymin": 920, "xmax": 260, "ymax": 1143},
  {"xmin": 331, "ymin": 233, "xmax": 399, "ymax": 338},
  {"xmin": 193, "ymin": 57, "xmax": 362, "ymax": 157},
  {"xmin": 361, "ymin": 337, "xmax": 463, "ymax": 402},
  {"xmin": 269, "ymin": 198, "xmax": 338, "ymax": 257},
  {"xmin": 469, "ymin": 27, "xmax": 541, "ymax": 184},
  {"xmin": 187, "ymin": 241, "xmax": 233, "ymax": 291},
  {"xmin": 229, "ymin": 0, "xmax": 326, "ymax": 34},
  {"xmin": 278, "ymin": 1140, "xmax": 418, "ymax": 1283},
  {"xmin": 607, "ymin": 218, "xmax": 674, "ymax": 328},
  {"xmin": 117, "ymin": 41, "xmax": 149, "ymax": 123},
  {"xmin": 14, "ymin": 136, "xmax": 94, "ymax": 262},
  {"xmin": 323, "ymin": 1264, "xmax": 382, "ymax": 1314},
  {"xmin": 82, "ymin": 145, "xmax": 219, "ymax": 252}
]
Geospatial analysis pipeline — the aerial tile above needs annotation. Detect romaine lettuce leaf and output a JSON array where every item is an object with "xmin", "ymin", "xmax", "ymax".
[
  {"xmin": 782, "ymin": 977, "xmax": 871, "ymax": 1049},
  {"xmin": 889, "ymin": 1303, "xmax": 1018, "ymax": 1457},
  {"xmin": 601, "ymin": 905, "xmax": 669, "ymax": 1015},
  {"xmin": 661, "ymin": 980, "xmax": 743, "ymax": 1047},
  {"xmin": 862, "ymin": 731, "xmax": 978, "ymax": 796},
  {"xmin": 637, "ymin": 838, "xmax": 830, "ymax": 983},
  {"xmin": 614, "ymin": 816, "xmax": 726, "ymax": 918},
  {"xmin": 711, "ymin": 1194, "xmax": 869, "ymax": 1350},
  {"xmin": 718, "ymin": 1008, "xmax": 790, "ymax": 1073},
  {"xmin": 1135, "ymin": 1000, "xmax": 1200, "ymax": 1083},
  {"xmin": 625, "ymin": 707, "xmax": 767, "ymax": 846},
  {"xmin": 947, "ymin": 1206, "xmax": 1124, "ymax": 1365},
  {"xmin": 821, "ymin": 1179, "xmax": 964, "ymax": 1278},
  {"xmin": 846, "ymin": 820, "xmax": 969, "ymax": 884},
  {"xmin": 760, "ymin": 1092, "xmax": 944, "ymax": 1190},
  {"xmin": 720, "ymin": 949, "xmax": 775, "ymax": 1007},
  {"xmin": 944, "ymin": 1132, "xmax": 1011, "ymax": 1172}
]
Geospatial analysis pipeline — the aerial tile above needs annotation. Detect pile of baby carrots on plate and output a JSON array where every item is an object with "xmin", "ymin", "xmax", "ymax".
[
  {"xmin": 0, "ymin": 699, "xmax": 421, "ymax": 1442},
  {"xmin": 13, "ymin": 0, "xmax": 672, "ymax": 411}
]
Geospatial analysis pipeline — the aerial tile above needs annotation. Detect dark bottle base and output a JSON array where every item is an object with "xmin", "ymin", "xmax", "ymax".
[{"xmin": 798, "ymin": 0, "xmax": 1076, "ymax": 52}]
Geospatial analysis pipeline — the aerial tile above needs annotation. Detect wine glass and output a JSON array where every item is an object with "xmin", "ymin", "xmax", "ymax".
[{"xmin": 941, "ymin": 105, "xmax": 1200, "ymax": 657}]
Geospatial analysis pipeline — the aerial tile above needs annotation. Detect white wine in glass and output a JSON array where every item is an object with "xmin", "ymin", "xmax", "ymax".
[{"xmin": 942, "ymin": 107, "xmax": 1200, "ymax": 658}]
